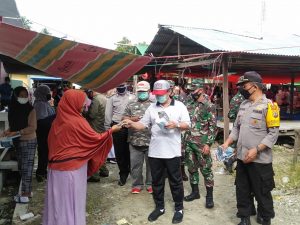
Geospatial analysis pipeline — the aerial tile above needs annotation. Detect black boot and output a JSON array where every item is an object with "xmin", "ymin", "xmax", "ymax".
[
  {"xmin": 181, "ymin": 165, "xmax": 188, "ymax": 181},
  {"xmin": 205, "ymin": 186, "xmax": 214, "ymax": 208},
  {"xmin": 184, "ymin": 183, "xmax": 200, "ymax": 202},
  {"xmin": 238, "ymin": 217, "xmax": 251, "ymax": 225}
]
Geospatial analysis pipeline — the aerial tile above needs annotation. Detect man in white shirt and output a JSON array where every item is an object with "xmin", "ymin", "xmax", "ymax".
[{"xmin": 123, "ymin": 80, "xmax": 190, "ymax": 224}]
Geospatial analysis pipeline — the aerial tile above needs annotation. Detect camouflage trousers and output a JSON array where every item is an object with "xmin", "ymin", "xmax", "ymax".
[{"xmin": 184, "ymin": 142, "xmax": 214, "ymax": 187}]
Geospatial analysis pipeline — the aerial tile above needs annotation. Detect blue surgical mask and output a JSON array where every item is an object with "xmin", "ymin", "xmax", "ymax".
[
  {"xmin": 137, "ymin": 92, "xmax": 149, "ymax": 101},
  {"xmin": 156, "ymin": 95, "xmax": 168, "ymax": 104}
]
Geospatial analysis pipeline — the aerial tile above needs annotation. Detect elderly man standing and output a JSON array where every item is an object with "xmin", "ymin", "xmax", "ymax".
[
  {"xmin": 123, "ymin": 80, "xmax": 190, "ymax": 224},
  {"xmin": 222, "ymin": 71, "xmax": 280, "ymax": 225},
  {"xmin": 105, "ymin": 84, "xmax": 135, "ymax": 186},
  {"xmin": 123, "ymin": 81, "xmax": 152, "ymax": 194}
]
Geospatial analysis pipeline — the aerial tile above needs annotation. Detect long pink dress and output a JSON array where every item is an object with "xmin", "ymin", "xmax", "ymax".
[{"xmin": 42, "ymin": 164, "xmax": 87, "ymax": 225}]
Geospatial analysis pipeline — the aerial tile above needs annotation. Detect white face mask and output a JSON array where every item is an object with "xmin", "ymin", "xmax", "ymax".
[{"xmin": 17, "ymin": 97, "xmax": 29, "ymax": 104}]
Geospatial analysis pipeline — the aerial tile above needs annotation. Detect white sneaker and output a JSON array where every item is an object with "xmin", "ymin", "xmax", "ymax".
[{"xmin": 14, "ymin": 195, "xmax": 29, "ymax": 204}]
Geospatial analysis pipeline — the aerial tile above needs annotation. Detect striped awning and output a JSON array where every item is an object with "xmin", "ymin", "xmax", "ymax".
[{"xmin": 0, "ymin": 22, "xmax": 151, "ymax": 92}]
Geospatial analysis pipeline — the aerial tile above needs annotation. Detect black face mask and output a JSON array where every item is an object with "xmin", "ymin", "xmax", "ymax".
[
  {"xmin": 46, "ymin": 93, "xmax": 52, "ymax": 101},
  {"xmin": 191, "ymin": 93, "xmax": 200, "ymax": 101},
  {"xmin": 116, "ymin": 87, "xmax": 126, "ymax": 95},
  {"xmin": 239, "ymin": 86, "xmax": 254, "ymax": 99}
]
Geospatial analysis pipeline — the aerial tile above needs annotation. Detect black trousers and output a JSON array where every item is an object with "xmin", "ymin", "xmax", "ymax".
[
  {"xmin": 236, "ymin": 159, "xmax": 275, "ymax": 220},
  {"xmin": 36, "ymin": 116, "xmax": 55, "ymax": 176},
  {"xmin": 149, "ymin": 156, "xmax": 184, "ymax": 211},
  {"xmin": 112, "ymin": 122, "xmax": 130, "ymax": 180}
]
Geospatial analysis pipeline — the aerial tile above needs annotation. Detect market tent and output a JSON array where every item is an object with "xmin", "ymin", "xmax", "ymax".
[{"xmin": 0, "ymin": 22, "xmax": 151, "ymax": 92}]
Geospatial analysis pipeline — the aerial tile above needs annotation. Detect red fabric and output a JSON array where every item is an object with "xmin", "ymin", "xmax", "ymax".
[
  {"xmin": 214, "ymin": 73, "xmax": 300, "ymax": 84},
  {"xmin": 48, "ymin": 90, "xmax": 112, "ymax": 176}
]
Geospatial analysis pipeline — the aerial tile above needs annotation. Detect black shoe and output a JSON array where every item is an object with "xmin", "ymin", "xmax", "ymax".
[
  {"xmin": 238, "ymin": 217, "xmax": 251, "ymax": 225},
  {"xmin": 205, "ymin": 187, "xmax": 214, "ymax": 208},
  {"xmin": 99, "ymin": 170, "xmax": 109, "ymax": 177},
  {"xmin": 118, "ymin": 176, "xmax": 127, "ymax": 186},
  {"xmin": 184, "ymin": 184, "xmax": 200, "ymax": 202},
  {"xmin": 262, "ymin": 221, "xmax": 271, "ymax": 225},
  {"xmin": 256, "ymin": 212, "xmax": 263, "ymax": 224},
  {"xmin": 36, "ymin": 174, "xmax": 46, "ymax": 183},
  {"xmin": 148, "ymin": 208, "xmax": 165, "ymax": 222},
  {"xmin": 205, "ymin": 196, "xmax": 214, "ymax": 208},
  {"xmin": 172, "ymin": 210, "xmax": 183, "ymax": 224},
  {"xmin": 87, "ymin": 176, "xmax": 100, "ymax": 182}
]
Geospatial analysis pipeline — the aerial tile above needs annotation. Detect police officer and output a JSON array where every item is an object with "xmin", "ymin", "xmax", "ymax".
[
  {"xmin": 227, "ymin": 90, "xmax": 259, "ymax": 220},
  {"xmin": 123, "ymin": 81, "xmax": 152, "ymax": 194},
  {"xmin": 222, "ymin": 71, "xmax": 280, "ymax": 225},
  {"xmin": 105, "ymin": 84, "xmax": 135, "ymax": 186},
  {"xmin": 184, "ymin": 84, "xmax": 217, "ymax": 209}
]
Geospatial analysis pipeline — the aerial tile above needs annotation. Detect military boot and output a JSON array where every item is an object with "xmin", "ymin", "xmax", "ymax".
[
  {"xmin": 181, "ymin": 165, "xmax": 188, "ymax": 181},
  {"xmin": 238, "ymin": 217, "xmax": 251, "ymax": 225},
  {"xmin": 184, "ymin": 183, "xmax": 200, "ymax": 202},
  {"xmin": 205, "ymin": 186, "xmax": 214, "ymax": 208}
]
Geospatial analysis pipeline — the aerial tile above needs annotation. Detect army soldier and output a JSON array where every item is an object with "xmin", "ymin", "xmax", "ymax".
[
  {"xmin": 228, "ymin": 91, "xmax": 245, "ymax": 122},
  {"xmin": 184, "ymin": 86, "xmax": 217, "ymax": 209},
  {"xmin": 105, "ymin": 84, "xmax": 135, "ymax": 186},
  {"xmin": 222, "ymin": 71, "xmax": 280, "ymax": 225},
  {"xmin": 84, "ymin": 89, "xmax": 110, "ymax": 182},
  {"xmin": 123, "ymin": 81, "xmax": 152, "ymax": 194}
]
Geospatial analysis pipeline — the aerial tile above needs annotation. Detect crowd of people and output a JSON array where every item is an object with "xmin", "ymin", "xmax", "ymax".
[{"xmin": 0, "ymin": 71, "xmax": 279, "ymax": 225}]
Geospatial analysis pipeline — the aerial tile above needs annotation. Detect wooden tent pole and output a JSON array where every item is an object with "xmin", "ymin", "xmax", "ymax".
[
  {"xmin": 222, "ymin": 55, "xmax": 230, "ymax": 141},
  {"xmin": 290, "ymin": 73, "xmax": 295, "ymax": 120}
]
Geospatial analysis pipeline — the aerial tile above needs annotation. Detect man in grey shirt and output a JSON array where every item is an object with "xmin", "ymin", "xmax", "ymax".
[
  {"xmin": 105, "ymin": 84, "xmax": 135, "ymax": 186},
  {"xmin": 222, "ymin": 71, "xmax": 279, "ymax": 225}
]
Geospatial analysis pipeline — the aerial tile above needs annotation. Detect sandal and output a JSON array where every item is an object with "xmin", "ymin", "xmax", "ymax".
[{"xmin": 14, "ymin": 194, "xmax": 29, "ymax": 204}]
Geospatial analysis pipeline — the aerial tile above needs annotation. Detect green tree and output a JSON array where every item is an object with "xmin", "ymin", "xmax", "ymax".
[
  {"xmin": 21, "ymin": 16, "xmax": 32, "ymax": 30},
  {"xmin": 115, "ymin": 37, "xmax": 135, "ymax": 54},
  {"xmin": 41, "ymin": 27, "xmax": 51, "ymax": 35}
]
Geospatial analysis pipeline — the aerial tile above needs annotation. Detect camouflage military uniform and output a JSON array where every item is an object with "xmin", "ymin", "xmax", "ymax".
[
  {"xmin": 228, "ymin": 92, "xmax": 245, "ymax": 122},
  {"xmin": 185, "ymin": 94, "xmax": 217, "ymax": 187},
  {"xmin": 123, "ymin": 100, "xmax": 152, "ymax": 188},
  {"xmin": 124, "ymin": 100, "xmax": 151, "ymax": 147}
]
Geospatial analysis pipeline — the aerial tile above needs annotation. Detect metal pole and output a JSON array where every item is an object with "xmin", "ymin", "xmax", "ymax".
[{"xmin": 222, "ymin": 55, "xmax": 230, "ymax": 141}]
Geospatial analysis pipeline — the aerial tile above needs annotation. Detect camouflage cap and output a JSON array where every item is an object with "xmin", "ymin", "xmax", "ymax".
[
  {"xmin": 167, "ymin": 80, "xmax": 175, "ymax": 88},
  {"xmin": 185, "ymin": 79, "xmax": 204, "ymax": 90}
]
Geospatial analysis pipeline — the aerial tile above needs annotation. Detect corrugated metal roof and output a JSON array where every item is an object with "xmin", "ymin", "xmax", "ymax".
[
  {"xmin": 166, "ymin": 26, "xmax": 300, "ymax": 57},
  {"xmin": 0, "ymin": 0, "xmax": 23, "ymax": 28}
]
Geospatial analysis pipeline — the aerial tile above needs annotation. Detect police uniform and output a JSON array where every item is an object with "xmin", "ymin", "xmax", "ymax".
[
  {"xmin": 230, "ymin": 95, "xmax": 279, "ymax": 223},
  {"xmin": 123, "ymin": 99, "xmax": 152, "ymax": 189},
  {"xmin": 105, "ymin": 92, "xmax": 135, "ymax": 184}
]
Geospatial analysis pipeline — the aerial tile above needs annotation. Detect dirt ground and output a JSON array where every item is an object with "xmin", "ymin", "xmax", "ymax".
[{"xmin": 14, "ymin": 146, "xmax": 300, "ymax": 225}]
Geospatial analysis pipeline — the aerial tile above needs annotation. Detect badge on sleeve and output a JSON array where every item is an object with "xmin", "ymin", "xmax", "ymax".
[{"xmin": 266, "ymin": 102, "xmax": 280, "ymax": 127}]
